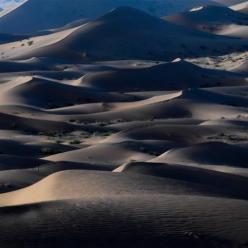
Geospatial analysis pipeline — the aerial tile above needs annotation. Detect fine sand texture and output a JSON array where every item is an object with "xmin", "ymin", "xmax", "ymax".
[{"xmin": 0, "ymin": 4, "xmax": 247, "ymax": 248}]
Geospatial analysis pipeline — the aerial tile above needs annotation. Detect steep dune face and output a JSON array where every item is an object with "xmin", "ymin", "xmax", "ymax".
[
  {"xmin": 61, "ymin": 87, "xmax": 248, "ymax": 123},
  {"xmin": 0, "ymin": 0, "xmax": 219, "ymax": 34}
]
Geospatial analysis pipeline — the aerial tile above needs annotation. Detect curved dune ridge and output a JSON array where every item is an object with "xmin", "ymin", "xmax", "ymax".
[
  {"xmin": 0, "ymin": 171, "xmax": 247, "ymax": 248},
  {"xmin": 0, "ymin": 75, "xmax": 135, "ymax": 108},
  {"xmin": 0, "ymin": 170, "xmax": 233, "ymax": 206},
  {"xmin": 0, "ymin": 3, "xmax": 247, "ymax": 248},
  {"xmin": 152, "ymin": 142, "xmax": 248, "ymax": 167}
]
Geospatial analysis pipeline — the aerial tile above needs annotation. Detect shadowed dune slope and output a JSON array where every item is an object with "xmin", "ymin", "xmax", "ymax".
[
  {"xmin": 0, "ymin": 76, "xmax": 135, "ymax": 108},
  {"xmin": 114, "ymin": 161, "xmax": 248, "ymax": 199},
  {"xmin": 62, "ymin": 87, "xmax": 248, "ymax": 123},
  {"xmin": 82, "ymin": 60, "xmax": 246, "ymax": 91},
  {"xmin": 152, "ymin": 142, "xmax": 248, "ymax": 168}
]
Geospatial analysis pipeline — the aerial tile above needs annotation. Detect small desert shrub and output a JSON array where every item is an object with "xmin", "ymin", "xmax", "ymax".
[
  {"xmin": 101, "ymin": 131, "xmax": 113, "ymax": 136},
  {"xmin": 98, "ymin": 122, "xmax": 107, "ymax": 127},
  {"xmin": 69, "ymin": 119, "xmax": 77, "ymax": 123},
  {"xmin": 27, "ymin": 40, "xmax": 34, "ymax": 46},
  {"xmin": 70, "ymin": 140, "xmax": 81, "ymax": 145},
  {"xmin": 41, "ymin": 147, "xmax": 60, "ymax": 155}
]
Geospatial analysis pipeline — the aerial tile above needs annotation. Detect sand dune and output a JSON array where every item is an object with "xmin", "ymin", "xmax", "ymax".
[
  {"xmin": 1, "ymin": 170, "xmax": 230, "ymax": 206},
  {"xmin": 231, "ymin": 1, "xmax": 248, "ymax": 13},
  {"xmin": 0, "ymin": 60, "xmax": 50, "ymax": 72},
  {"xmin": 216, "ymin": 24, "xmax": 248, "ymax": 38},
  {"xmin": 114, "ymin": 161, "xmax": 248, "ymax": 198},
  {"xmin": 105, "ymin": 123, "xmax": 216, "ymax": 145},
  {"xmin": 166, "ymin": 5, "xmax": 248, "ymax": 38},
  {"xmin": 82, "ymin": 60, "xmax": 246, "ymax": 91},
  {"xmin": 62, "ymin": 87, "xmax": 248, "ymax": 123},
  {"xmin": 0, "ymin": 171, "xmax": 247, "ymax": 247},
  {"xmin": 45, "ymin": 142, "xmax": 154, "ymax": 170},
  {"xmin": 0, "ymin": 139, "xmax": 74, "ymax": 157},
  {"xmin": 152, "ymin": 142, "xmax": 248, "ymax": 168},
  {"xmin": 0, "ymin": 25, "xmax": 82, "ymax": 60},
  {"xmin": 0, "ymin": 0, "xmax": 219, "ymax": 34},
  {"xmin": 0, "ymin": 4, "xmax": 247, "ymax": 248},
  {"xmin": 0, "ymin": 76, "xmax": 135, "ymax": 108},
  {"xmin": 232, "ymin": 59, "xmax": 248, "ymax": 73},
  {"xmin": 0, "ymin": 111, "xmax": 80, "ymax": 133},
  {"xmin": 4, "ymin": 7, "xmax": 247, "ymax": 61}
]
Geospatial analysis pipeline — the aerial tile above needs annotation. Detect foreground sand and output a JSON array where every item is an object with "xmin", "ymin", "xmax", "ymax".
[{"xmin": 0, "ymin": 5, "xmax": 247, "ymax": 248}]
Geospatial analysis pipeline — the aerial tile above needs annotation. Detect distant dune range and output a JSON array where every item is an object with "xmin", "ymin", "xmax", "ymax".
[
  {"xmin": 0, "ymin": 3, "xmax": 247, "ymax": 248},
  {"xmin": 1, "ymin": 7, "xmax": 246, "ymax": 61},
  {"xmin": 166, "ymin": 5, "xmax": 248, "ymax": 38},
  {"xmin": 0, "ymin": 0, "xmax": 220, "ymax": 34}
]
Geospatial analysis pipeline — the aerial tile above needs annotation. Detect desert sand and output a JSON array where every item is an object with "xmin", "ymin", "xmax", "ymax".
[
  {"xmin": 231, "ymin": 1, "xmax": 248, "ymax": 13},
  {"xmin": 0, "ymin": 1, "xmax": 247, "ymax": 248},
  {"xmin": 166, "ymin": 5, "xmax": 248, "ymax": 38}
]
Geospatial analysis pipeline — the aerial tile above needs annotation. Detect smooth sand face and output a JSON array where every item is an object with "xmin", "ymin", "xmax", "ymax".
[{"xmin": 0, "ymin": 4, "xmax": 247, "ymax": 248}]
